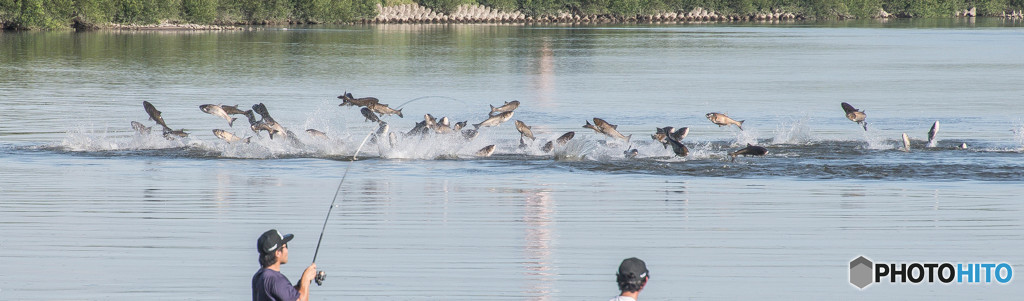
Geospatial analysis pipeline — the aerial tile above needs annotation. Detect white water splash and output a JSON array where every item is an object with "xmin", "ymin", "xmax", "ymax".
[
  {"xmin": 771, "ymin": 117, "xmax": 812, "ymax": 145},
  {"xmin": 733, "ymin": 128, "xmax": 761, "ymax": 147},
  {"xmin": 862, "ymin": 130, "xmax": 896, "ymax": 150},
  {"xmin": 60, "ymin": 125, "xmax": 186, "ymax": 152},
  {"xmin": 687, "ymin": 141, "xmax": 726, "ymax": 160},
  {"xmin": 1013, "ymin": 123, "xmax": 1024, "ymax": 151}
]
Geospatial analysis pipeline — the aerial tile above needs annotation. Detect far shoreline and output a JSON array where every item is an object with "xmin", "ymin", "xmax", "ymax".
[{"xmin": 5, "ymin": 4, "xmax": 1023, "ymax": 32}]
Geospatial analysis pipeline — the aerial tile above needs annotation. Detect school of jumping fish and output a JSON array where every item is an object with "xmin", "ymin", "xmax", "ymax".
[{"xmin": 130, "ymin": 93, "xmax": 949, "ymax": 162}]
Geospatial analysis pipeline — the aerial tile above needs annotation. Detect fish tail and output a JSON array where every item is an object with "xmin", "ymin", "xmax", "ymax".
[
  {"xmin": 473, "ymin": 123, "xmax": 482, "ymax": 130},
  {"xmin": 737, "ymin": 120, "xmax": 744, "ymax": 131},
  {"xmin": 229, "ymin": 118, "xmax": 236, "ymax": 127},
  {"xmin": 397, "ymin": 108, "xmax": 403, "ymax": 118}
]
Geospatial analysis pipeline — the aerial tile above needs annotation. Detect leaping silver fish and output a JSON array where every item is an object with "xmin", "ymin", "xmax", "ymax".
[
  {"xmin": 489, "ymin": 100, "xmax": 520, "ymax": 116},
  {"xmin": 476, "ymin": 145, "xmax": 496, "ymax": 157},
  {"xmin": 706, "ymin": 113, "xmax": 743, "ymax": 130},
  {"xmin": 143, "ymin": 101, "xmax": 169, "ymax": 129},
  {"xmin": 841, "ymin": 102, "xmax": 867, "ymax": 131},
  {"xmin": 473, "ymin": 111, "xmax": 514, "ymax": 129},
  {"xmin": 360, "ymin": 107, "xmax": 382, "ymax": 123},
  {"xmin": 130, "ymin": 121, "xmax": 151, "ymax": 135},
  {"xmin": 200, "ymin": 104, "xmax": 237, "ymax": 127},
  {"xmin": 927, "ymin": 121, "xmax": 939, "ymax": 148},
  {"xmin": 213, "ymin": 129, "xmax": 250, "ymax": 143},
  {"xmin": 515, "ymin": 120, "xmax": 535, "ymax": 140}
]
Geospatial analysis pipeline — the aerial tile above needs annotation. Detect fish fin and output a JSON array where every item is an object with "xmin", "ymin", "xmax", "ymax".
[
  {"xmin": 229, "ymin": 118, "xmax": 236, "ymax": 127},
  {"xmin": 841, "ymin": 102, "xmax": 857, "ymax": 114},
  {"xmin": 748, "ymin": 143, "xmax": 753, "ymax": 147},
  {"xmin": 862, "ymin": 122, "xmax": 868, "ymax": 131},
  {"xmin": 243, "ymin": 137, "xmax": 251, "ymax": 144}
]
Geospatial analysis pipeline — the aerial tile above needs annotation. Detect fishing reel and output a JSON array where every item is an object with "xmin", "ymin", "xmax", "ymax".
[{"xmin": 314, "ymin": 270, "xmax": 326, "ymax": 286}]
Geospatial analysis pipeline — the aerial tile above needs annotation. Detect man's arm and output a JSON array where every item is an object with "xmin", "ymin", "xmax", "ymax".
[{"xmin": 294, "ymin": 263, "xmax": 317, "ymax": 301}]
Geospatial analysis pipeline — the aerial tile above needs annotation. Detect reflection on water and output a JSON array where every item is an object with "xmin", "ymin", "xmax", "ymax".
[
  {"xmin": 0, "ymin": 156, "xmax": 1022, "ymax": 299},
  {"xmin": 533, "ymin": 37, "xmax": 556, "ymax": 107},
  {"xmin": 2, "ymin": 21, "xmax": 1024, "ymax": 300},
  {"xmin": 523, "ymin": 189, "xmax": 555, "ymax": 300}
]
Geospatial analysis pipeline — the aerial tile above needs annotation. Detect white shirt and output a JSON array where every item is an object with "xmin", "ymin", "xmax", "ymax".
[{"xmin": 609, "ymin": 296, "xmax": 637, "ymax": 301}]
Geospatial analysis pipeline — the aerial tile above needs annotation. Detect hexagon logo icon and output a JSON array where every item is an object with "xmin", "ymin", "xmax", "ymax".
[{"xmin": 850, "ymin": 256, "xmax": 874, "ymax": 289}]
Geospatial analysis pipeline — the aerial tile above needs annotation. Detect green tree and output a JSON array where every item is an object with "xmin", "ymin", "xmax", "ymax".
[{"xmin": 182, "ymin": 0, "xmax": 216, "ymax": 23}]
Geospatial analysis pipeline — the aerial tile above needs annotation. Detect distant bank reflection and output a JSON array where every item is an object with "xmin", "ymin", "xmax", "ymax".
[{"xmin": 522, "ymin": 189, "xmax": 556, "ymax": 300}]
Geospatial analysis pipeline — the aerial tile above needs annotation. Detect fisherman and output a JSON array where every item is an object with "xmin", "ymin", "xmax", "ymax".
[
  {"xmin": 610, "ymin": 257, "xmax": 650, "ymax": 301},
  {"xmin": 252, "ymin": 229, "xmax": 318, "ymax": 301}
]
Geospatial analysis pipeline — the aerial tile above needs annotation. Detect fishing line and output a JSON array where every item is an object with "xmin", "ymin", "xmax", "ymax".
[
  {"xmin": 395, "ymin": 95, "xmax": 465, "ymax": 110},
  {"xmin": 310, "ymin": 129, "xmax": 376, "ymax": 285}
]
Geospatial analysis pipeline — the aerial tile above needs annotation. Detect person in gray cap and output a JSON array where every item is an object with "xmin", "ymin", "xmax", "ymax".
[
  {"xmin": 610, "ymin": 257, "xmax": 649, "ymax": 301},
  {"xmin": 252, "ymin": 229, "xmax": 318, "ymax": 301}
]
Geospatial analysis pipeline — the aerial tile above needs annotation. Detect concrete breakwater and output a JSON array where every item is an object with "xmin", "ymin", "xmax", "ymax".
[
  {"xmin": 368, "ymin": 4, "xmax": 806, "ymax": 24},
  {"xmin": 1002, "ymin": 10, "xmax": 1024, "ymax": 18}
]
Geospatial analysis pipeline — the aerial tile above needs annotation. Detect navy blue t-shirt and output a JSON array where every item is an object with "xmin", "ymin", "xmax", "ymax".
[{"xmin": 252, "ymin": 268, "xmax": 301, "ymax": 301}]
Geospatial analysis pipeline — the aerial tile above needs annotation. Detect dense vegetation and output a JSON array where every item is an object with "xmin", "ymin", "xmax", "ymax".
[{"xmin": 1, "ymin": 0, "xmax": 1022, "ymax": 29}]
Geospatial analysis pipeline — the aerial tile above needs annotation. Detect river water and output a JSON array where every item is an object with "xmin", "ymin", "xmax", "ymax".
[{"xmin": 2, "ymin": 19, "xmax": 1023, "ymax": 299}]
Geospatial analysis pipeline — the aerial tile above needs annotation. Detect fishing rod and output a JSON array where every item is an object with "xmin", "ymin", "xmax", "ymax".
[{"xmin": 310, "ymin": 129, "xmax": 377, "ymax": 286}]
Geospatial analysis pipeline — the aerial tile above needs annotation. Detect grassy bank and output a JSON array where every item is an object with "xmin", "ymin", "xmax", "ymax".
[{"xmin": 2, "ymin": 0, "xmax": 1022, "ymax": 29}]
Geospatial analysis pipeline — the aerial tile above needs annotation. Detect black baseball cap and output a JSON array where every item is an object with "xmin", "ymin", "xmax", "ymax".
[
  {"xmin": 617, "ymin": 257, "xmax": 649, "ymax": 280},
  {"xmin": 257, "ymin": 229, "xmax": 294, "ymax": 254}
]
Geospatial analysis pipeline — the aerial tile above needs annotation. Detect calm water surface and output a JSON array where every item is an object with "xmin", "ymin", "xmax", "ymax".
[{"xmin": 1, "ymin": 19, "xmax": 1023, "ymax": 299}]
